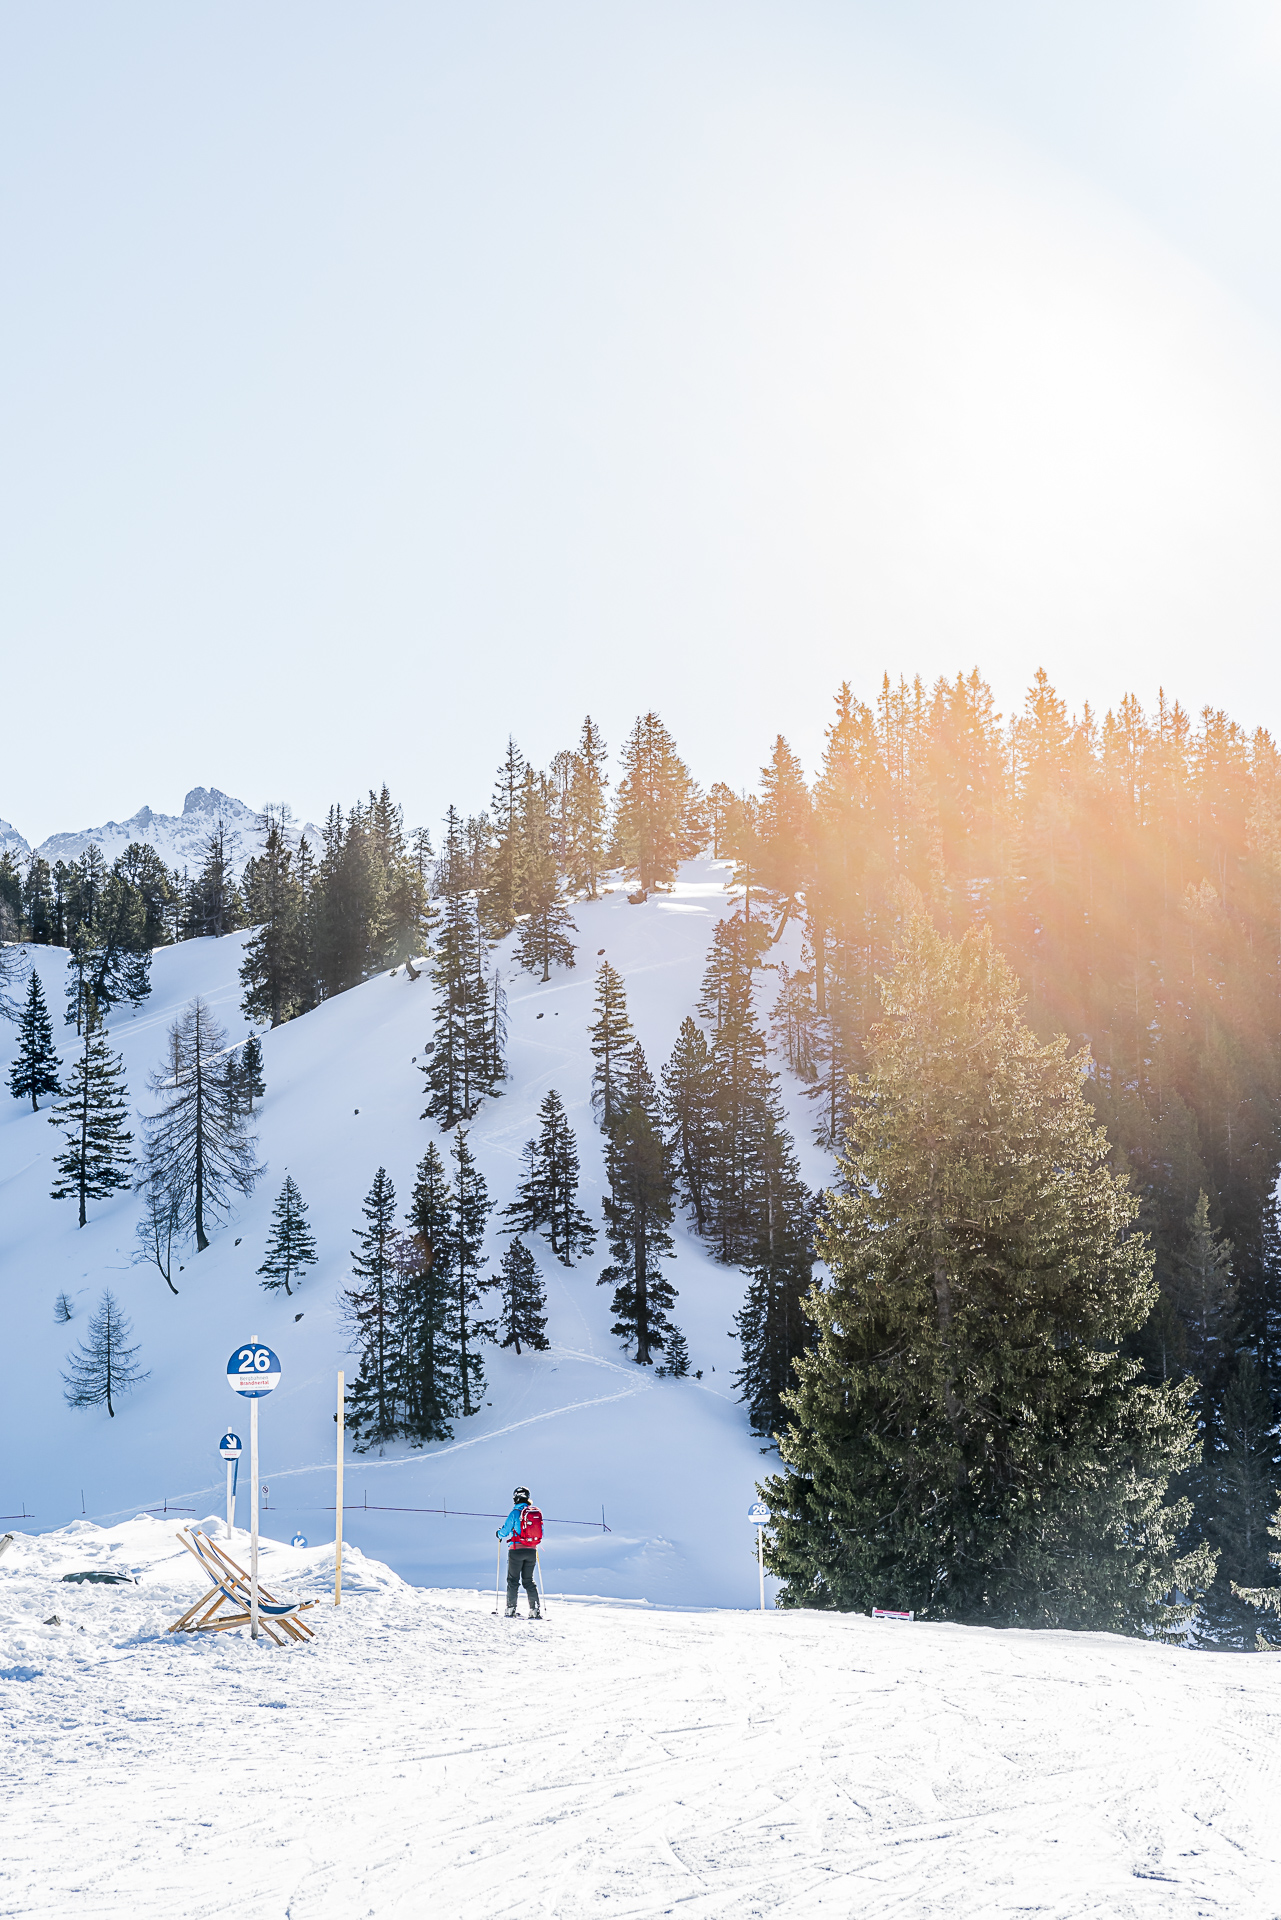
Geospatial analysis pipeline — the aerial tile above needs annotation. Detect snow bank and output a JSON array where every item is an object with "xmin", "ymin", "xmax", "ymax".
[{"xmin": 3, "ymin": 1518, "xmax": 1280, "ymax": 1917}]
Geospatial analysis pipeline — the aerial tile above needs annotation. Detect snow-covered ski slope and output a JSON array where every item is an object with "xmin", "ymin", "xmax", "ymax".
[
  {"xmin": 4, "ymin": 1516, "xmax": 1281, "ymax": 1919},
  {"xmin": 1, "ymin": 860, "xmax": 828, "ymax": 1609}
]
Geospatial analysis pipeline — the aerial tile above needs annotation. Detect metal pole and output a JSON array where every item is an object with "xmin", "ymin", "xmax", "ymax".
[
  {"xmin": 250, "ymin": 1397, "xmax": 260, "ymax": 1641},
  {"xmin": 758, "ymin": 1525, "xmax": 765, "ymax": 1612},
  {"xmin": 334, "ymin": 1371, "xmax": 344, "ymax": 1607},
  {"xmin": 226, "ymin": 1460, "xmax": 234, "ymax": 1539}
]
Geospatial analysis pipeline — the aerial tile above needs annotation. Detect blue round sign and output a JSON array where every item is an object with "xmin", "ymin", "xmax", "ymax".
[
  {"xmin": 291, "ymin": 1533, "xmax": 307, "ymax": 1549},
  {"xmin": 219, "ymin": 1431, "xmax": 243, "ymax": 1460},
  {"xmin": 226, "ymin": 1343, "xmax": 282, "ymax": 1398},
  {"xmin": 747, "ymin": 1501, "xmax": 770, "ymax": 1525}
]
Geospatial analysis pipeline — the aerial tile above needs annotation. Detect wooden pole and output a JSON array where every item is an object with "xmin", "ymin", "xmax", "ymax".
[
  {"xmin": 250, "ymin": 1397, "xmax": 260, "ymax": 1641},
  {"xmin": 334, "ymin": 1371, "xmax": 344, "ymax": 1607}
]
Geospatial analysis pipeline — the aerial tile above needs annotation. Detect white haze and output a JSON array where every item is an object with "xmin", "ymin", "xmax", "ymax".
[{"xmin": 4, "ymin": 3, "xmax": 1281, "ymax": 841}]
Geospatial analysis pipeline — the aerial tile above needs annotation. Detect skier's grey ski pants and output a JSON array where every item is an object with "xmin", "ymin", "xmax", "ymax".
[{"xmin": 506, "ymin": 1547, "xmax": 539, "ymax": 1610}]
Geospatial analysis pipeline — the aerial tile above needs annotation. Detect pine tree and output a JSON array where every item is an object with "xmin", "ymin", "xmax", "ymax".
[
  {"xmin": 567, "ymin": 716, "xmax": 610, "ymax": 898},
  {"xmin": 770, "ymin": 959, "xmax": 820, "ymax": 1082},
  {"xmin": 49, "ymin": 1004, "xmax": 133, "ymax": 1228},
  {"xmin": 733, "ymin": 1104, "xmax": 815, "ymax": 1437},
  {"xmin": 487, "ymin": 737, "xmax": 529, "ymax": 936},
  {"xmin": 763, "ymin": 918, "xmax": 1215, "ymax": 1632},
  {"xmin": 502, "ymin": 1089, "xmax": 596, "ymax": 1264},
  {"xmin": 661, "ymin": 1016, "xmax": 716, "ymax": 1234},
  {"xmin": 697, "ymin": 914, "xmax": 772, "ymax": 1262},
  {"xmin": 343, "ymin": 1168, "xmax": 401, "ymax": 1450},
  {"xmin": 588, "ymin": 960, "xmax": 635, "ymax": 1129},
  {"xmin": 257, "ymin": 1174, "xmax": 318, "ymax": 1296},
  {"xmin": 489, "ymin": 1238, "xmax": 549, "ymax": 1354},
  {"xmin": 240, "ymin": 810, "xmax": 305, "ymax": 1027},
  {"xmin": 420, "ymin": 809, "xmax": 505, "ymax": 1126},
  {"xmin": 613, "ymin": 712, "xmax": 705, "ymax": 889},
  {"xmin": 448, "ymin": 1130, "xmax": 494, "ymax": 1416},
  {"xmin": 183, "ymin": 818, "xmax": 243, "ymax": 938},
  {"xmin": 62, "ymin": 1289, "xmax": 148, "ymax": 1417},
  {"xmin": 598, "ymin": 1044, "xmax": 678, "ymax": 1365},
  {"xmin": 515, "ymin": 787, "xmax": 578, "ymax": 982},
  {"xmin": 8, "ymin": 971, "xmax": 61, "ymax": 1110},
  {"xmin": 1199, "ymin": 1355, "xmax": 1281, "ymax": 1645},
  {"xmin": 54, "ymin": 1291, "xmax": 75, "ymax": 1323},
  {"xmin": 402, "ymin": 1143, "xmax": 461, "ymax": 1442},
  {"xmin": 1168, "ymin": 1191, "xmax": 1237, "ymax": 1384},
  {"xmin": 751, "ymin": 735, "xmax": 812, "ymax": 925},
  {"xmin": 235, "ymin": 1033, "xmax": 266, "ymax": 1113},
  {"xmin": 656, "ymin": 1325, "xmax": 690, "ymax": 1378},
  {"xmin": 136, "ymin": 997, "xmax": 263, "ymax": 1252}
]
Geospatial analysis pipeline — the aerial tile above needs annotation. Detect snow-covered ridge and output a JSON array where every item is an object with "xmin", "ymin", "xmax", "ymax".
[
  {"xmin": 1, "ymin": 859, "xmax": 815, "ymax": 1610},
  {"xmin": 1, "ymin": 788, "xmax": 322, "ymax": 872}
]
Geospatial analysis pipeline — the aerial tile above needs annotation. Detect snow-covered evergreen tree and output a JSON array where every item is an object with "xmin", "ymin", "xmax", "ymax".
[
  {"xmin": 8, "ymin": 971, "xmax": 61, "ymax": 1110},
  {"xmin": 490, "ymin": 1238, "xmax": 549, "ymax": 1355},
  {"xmin": 54, "ymin": 1291, "xmax": 75, "ymax": 1323},
  {"xmin": 257, "ymin": 1174, "xmax": 318, "ymax": 1296},
  {"xmin": 48, "ymin": 1005, "xmax": 132, "ymax": 1227},
  {"xmin": 62, "ymin": 1288, "xmax": 148, "ymax": 1418}
]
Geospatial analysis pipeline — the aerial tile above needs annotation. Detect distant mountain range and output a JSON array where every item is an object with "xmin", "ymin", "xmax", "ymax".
[{"xmin": 0, "ymin": 788, "xmax": 321, "ymax": 873}]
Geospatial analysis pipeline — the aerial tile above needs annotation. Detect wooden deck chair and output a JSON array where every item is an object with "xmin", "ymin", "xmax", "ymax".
[{"xmin": 168, "ymin": 1529, "xmax": 318, "ymax": 1647}]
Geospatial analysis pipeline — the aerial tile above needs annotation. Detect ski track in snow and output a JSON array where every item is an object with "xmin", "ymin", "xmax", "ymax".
[{"xmin": 3, "ymin": 1518, "xmax": 1281, "ymax": 1920}]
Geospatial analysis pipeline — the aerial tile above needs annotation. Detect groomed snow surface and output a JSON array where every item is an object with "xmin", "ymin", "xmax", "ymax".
[
  {"xmin": 3, "ymin": 1516, "xmax": 1281, "ymax": 1918},
  {"xmin": 5, "ymin": 859, "xmax": 1281, "ymax": 1914}
]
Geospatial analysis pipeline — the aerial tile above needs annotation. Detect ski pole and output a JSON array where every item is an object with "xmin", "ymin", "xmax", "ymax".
[
  {"xmin": 535, "ymin": 1547, "xmax": 550, "ymax": 1617},
  {"xmin": 494, "ymin": 1538, "xmax": 503, "ymax": 1616}
]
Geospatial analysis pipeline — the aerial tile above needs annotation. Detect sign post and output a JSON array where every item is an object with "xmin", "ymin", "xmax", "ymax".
[
  {"xmin": 335, "ymin": 1370, "xmax": 344, "ymax": 1608},
  {"xmin": 219, "ymin": 1430, "xmax": 243, "ymax": 1538},
  {"xmin": 747, "ymin": 1500, "xmax": 770, "ymax": 1612},
  {"xmin": 226, "ymin": 1341, "xmax": 282, "ymax": 1642}
]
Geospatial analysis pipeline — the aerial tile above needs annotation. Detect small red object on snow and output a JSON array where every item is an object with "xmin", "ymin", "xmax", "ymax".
[{"xmin": 871, "ymin": 1607, "xmax": 914, "ymax": 1622}]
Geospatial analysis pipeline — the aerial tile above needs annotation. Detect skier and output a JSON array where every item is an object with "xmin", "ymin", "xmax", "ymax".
[{"xmin": 497, "ymin": 1485, "xmax": 544, "ymax": 1618}]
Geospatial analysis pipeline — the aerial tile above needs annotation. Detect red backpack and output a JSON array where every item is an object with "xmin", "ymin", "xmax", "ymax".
[{"xmin": 515, "ymin": 1505, "xmax": 543, "ymax": 1548}]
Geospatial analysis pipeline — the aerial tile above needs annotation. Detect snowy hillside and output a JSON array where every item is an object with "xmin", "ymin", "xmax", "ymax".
[
  {"xmin": 1, "ymin": 860, "xmax": 828, "ymax": 1608},
  {"xmin": 4, "ymin": 1515, "xmax": 1280, "ymax": 1918},
  {"xmin": 2, "ymin": 786, "xmax": 321, "ymax": 871}
]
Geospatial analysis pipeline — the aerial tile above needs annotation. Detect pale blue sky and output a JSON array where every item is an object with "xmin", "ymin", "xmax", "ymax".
[{"xmin": 5, "ymin": 3, "xmax": 1281, "ymax": 841}]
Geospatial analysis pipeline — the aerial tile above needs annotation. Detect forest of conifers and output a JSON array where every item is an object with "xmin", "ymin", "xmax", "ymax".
[{"xmin": 6, "ymin": 672, "xmax": 1281, "ymax": 1635}]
